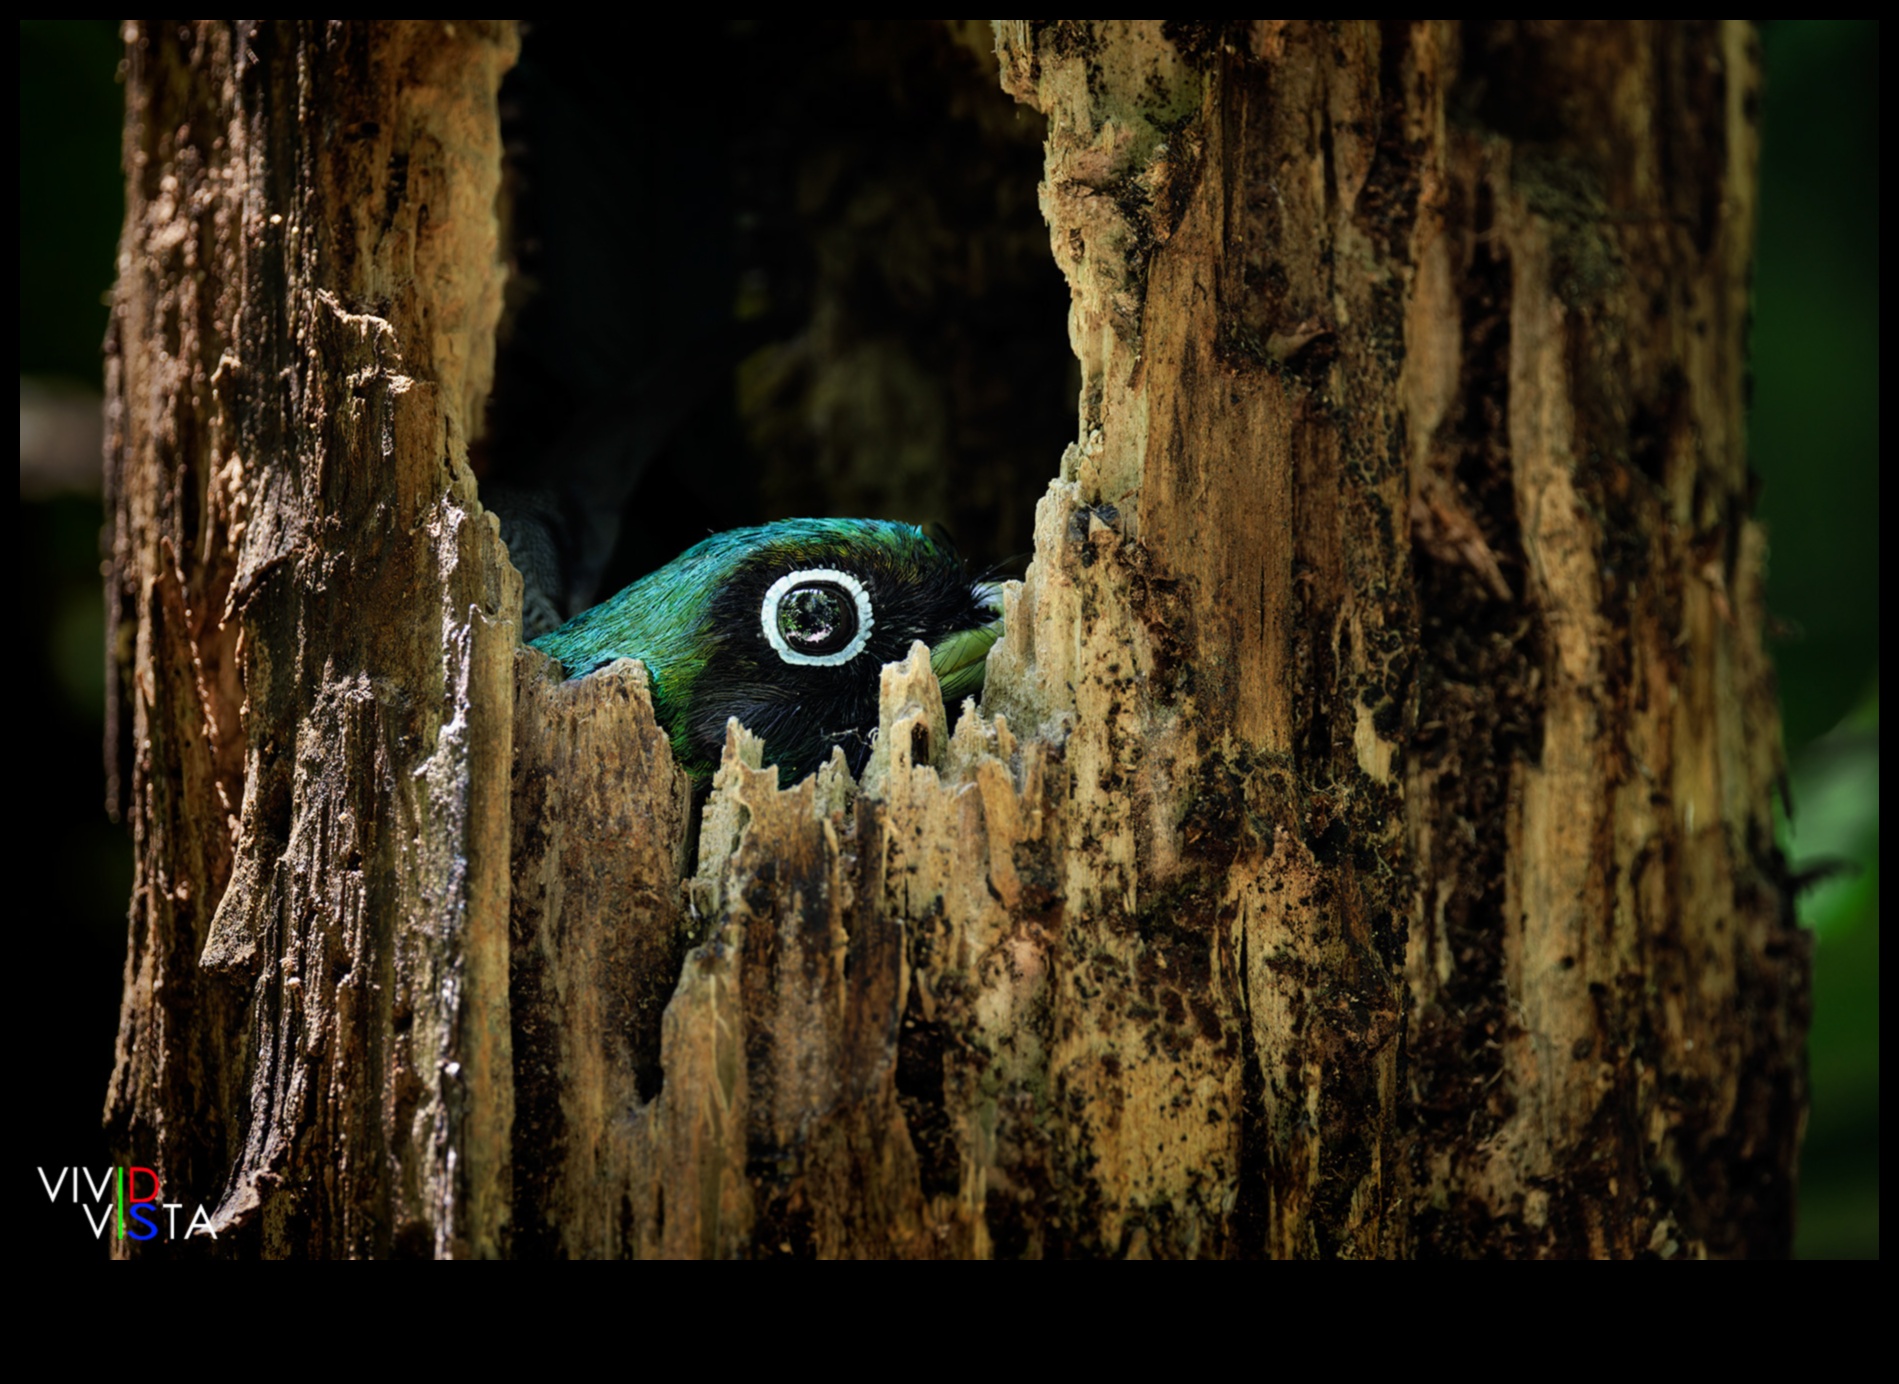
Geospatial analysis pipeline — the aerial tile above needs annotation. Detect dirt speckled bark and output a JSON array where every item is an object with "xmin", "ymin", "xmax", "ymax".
[
  {"xmin": 507, "ymin": 653, "xmax": 690, "ymax": 1257},
  {"xmin": 106, "ymin": 20, "xmax": 520, "ymax": 1257}
]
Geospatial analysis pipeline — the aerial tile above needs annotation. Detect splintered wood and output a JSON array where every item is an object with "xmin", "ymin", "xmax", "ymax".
[
  {"xmin": 111, "ymin": 21, "xmax": 1802, "ymax": 1258},
  {"xmin": 514, "ymin": 478, "xmax": 1251, "ymax": 1256}
]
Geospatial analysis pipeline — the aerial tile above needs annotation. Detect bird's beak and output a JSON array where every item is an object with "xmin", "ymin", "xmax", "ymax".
[{"xmin": 930, "ymin": 581, "xmax": 1005, "ymax": 705}]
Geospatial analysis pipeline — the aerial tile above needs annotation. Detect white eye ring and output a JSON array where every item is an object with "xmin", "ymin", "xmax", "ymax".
[{"xmin": 760, "ymin": 567, "xmax": 875, "ymax": 667}]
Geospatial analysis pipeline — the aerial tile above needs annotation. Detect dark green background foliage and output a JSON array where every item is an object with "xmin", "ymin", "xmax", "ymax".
[{"xmin": 18, "ymin": 20, "xmax": 1875, "ymax": 1258}]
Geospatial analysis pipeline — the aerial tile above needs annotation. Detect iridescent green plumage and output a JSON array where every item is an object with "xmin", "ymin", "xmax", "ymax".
[{"xmin": 531, "ymin": 519, "xmax": 1002, "ymax": 785}]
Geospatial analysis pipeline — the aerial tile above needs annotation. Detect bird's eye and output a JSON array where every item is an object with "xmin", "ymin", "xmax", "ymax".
[
  {"xmin": 779, "ymin": 585, "xmax": 854, "ymax": 652},
  {"xmin": 761, "ymin": 568, "xmax": 874, "ymax": 666}
]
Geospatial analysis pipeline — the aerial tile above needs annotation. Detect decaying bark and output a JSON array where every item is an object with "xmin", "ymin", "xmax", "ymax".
[
  {"xmin": 506, "ymin": 654, "xmax": 689, "ymax": 1257},
  {"xmin": 106, "ymin": 20, "xmax": 520, "ymax": 1255},
  {"xmin": 109, "ymin": 21, "xmax": 1803, "ymax": 1257}
]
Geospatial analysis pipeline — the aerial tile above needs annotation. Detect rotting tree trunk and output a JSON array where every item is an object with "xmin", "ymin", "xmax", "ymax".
[
  {"xmin": 109, "ymin": 20, "xmax": 1804, "ymax": 1257},
  {"xmin": 106, "ymin": 20, "xmax": 520, "ymax": 1256}
]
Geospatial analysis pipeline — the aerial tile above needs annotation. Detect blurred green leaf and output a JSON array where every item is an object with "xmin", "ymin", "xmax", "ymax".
[{"xmin": 1750, "ymin": 21, "xmax": 1880, "ymax": 755}]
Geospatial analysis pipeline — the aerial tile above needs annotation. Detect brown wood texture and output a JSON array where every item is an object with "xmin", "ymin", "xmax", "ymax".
[
  {"xmin": 107, "ymin": 20, "xmax": 1804, "ymax": 1257},
  {"xmin": 106, "ymin": 20, "xmax": 521, "ymax": 1256}
]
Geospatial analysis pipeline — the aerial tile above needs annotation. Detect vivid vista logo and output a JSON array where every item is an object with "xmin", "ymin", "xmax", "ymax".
[{"xmin": 37, "ymin": 1166, "xmax": 218, "ymax": 1242}]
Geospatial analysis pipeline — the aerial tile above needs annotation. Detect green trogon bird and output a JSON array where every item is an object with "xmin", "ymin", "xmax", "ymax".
[{"xmin": 530, "ymin": 519, "xmax": 1004, "ymax": 786}]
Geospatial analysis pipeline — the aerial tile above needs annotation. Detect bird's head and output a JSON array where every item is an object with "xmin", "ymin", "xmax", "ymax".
[{"xmin": 533, "ymin": 518, "xmax": 1004, "ymax": 786}]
